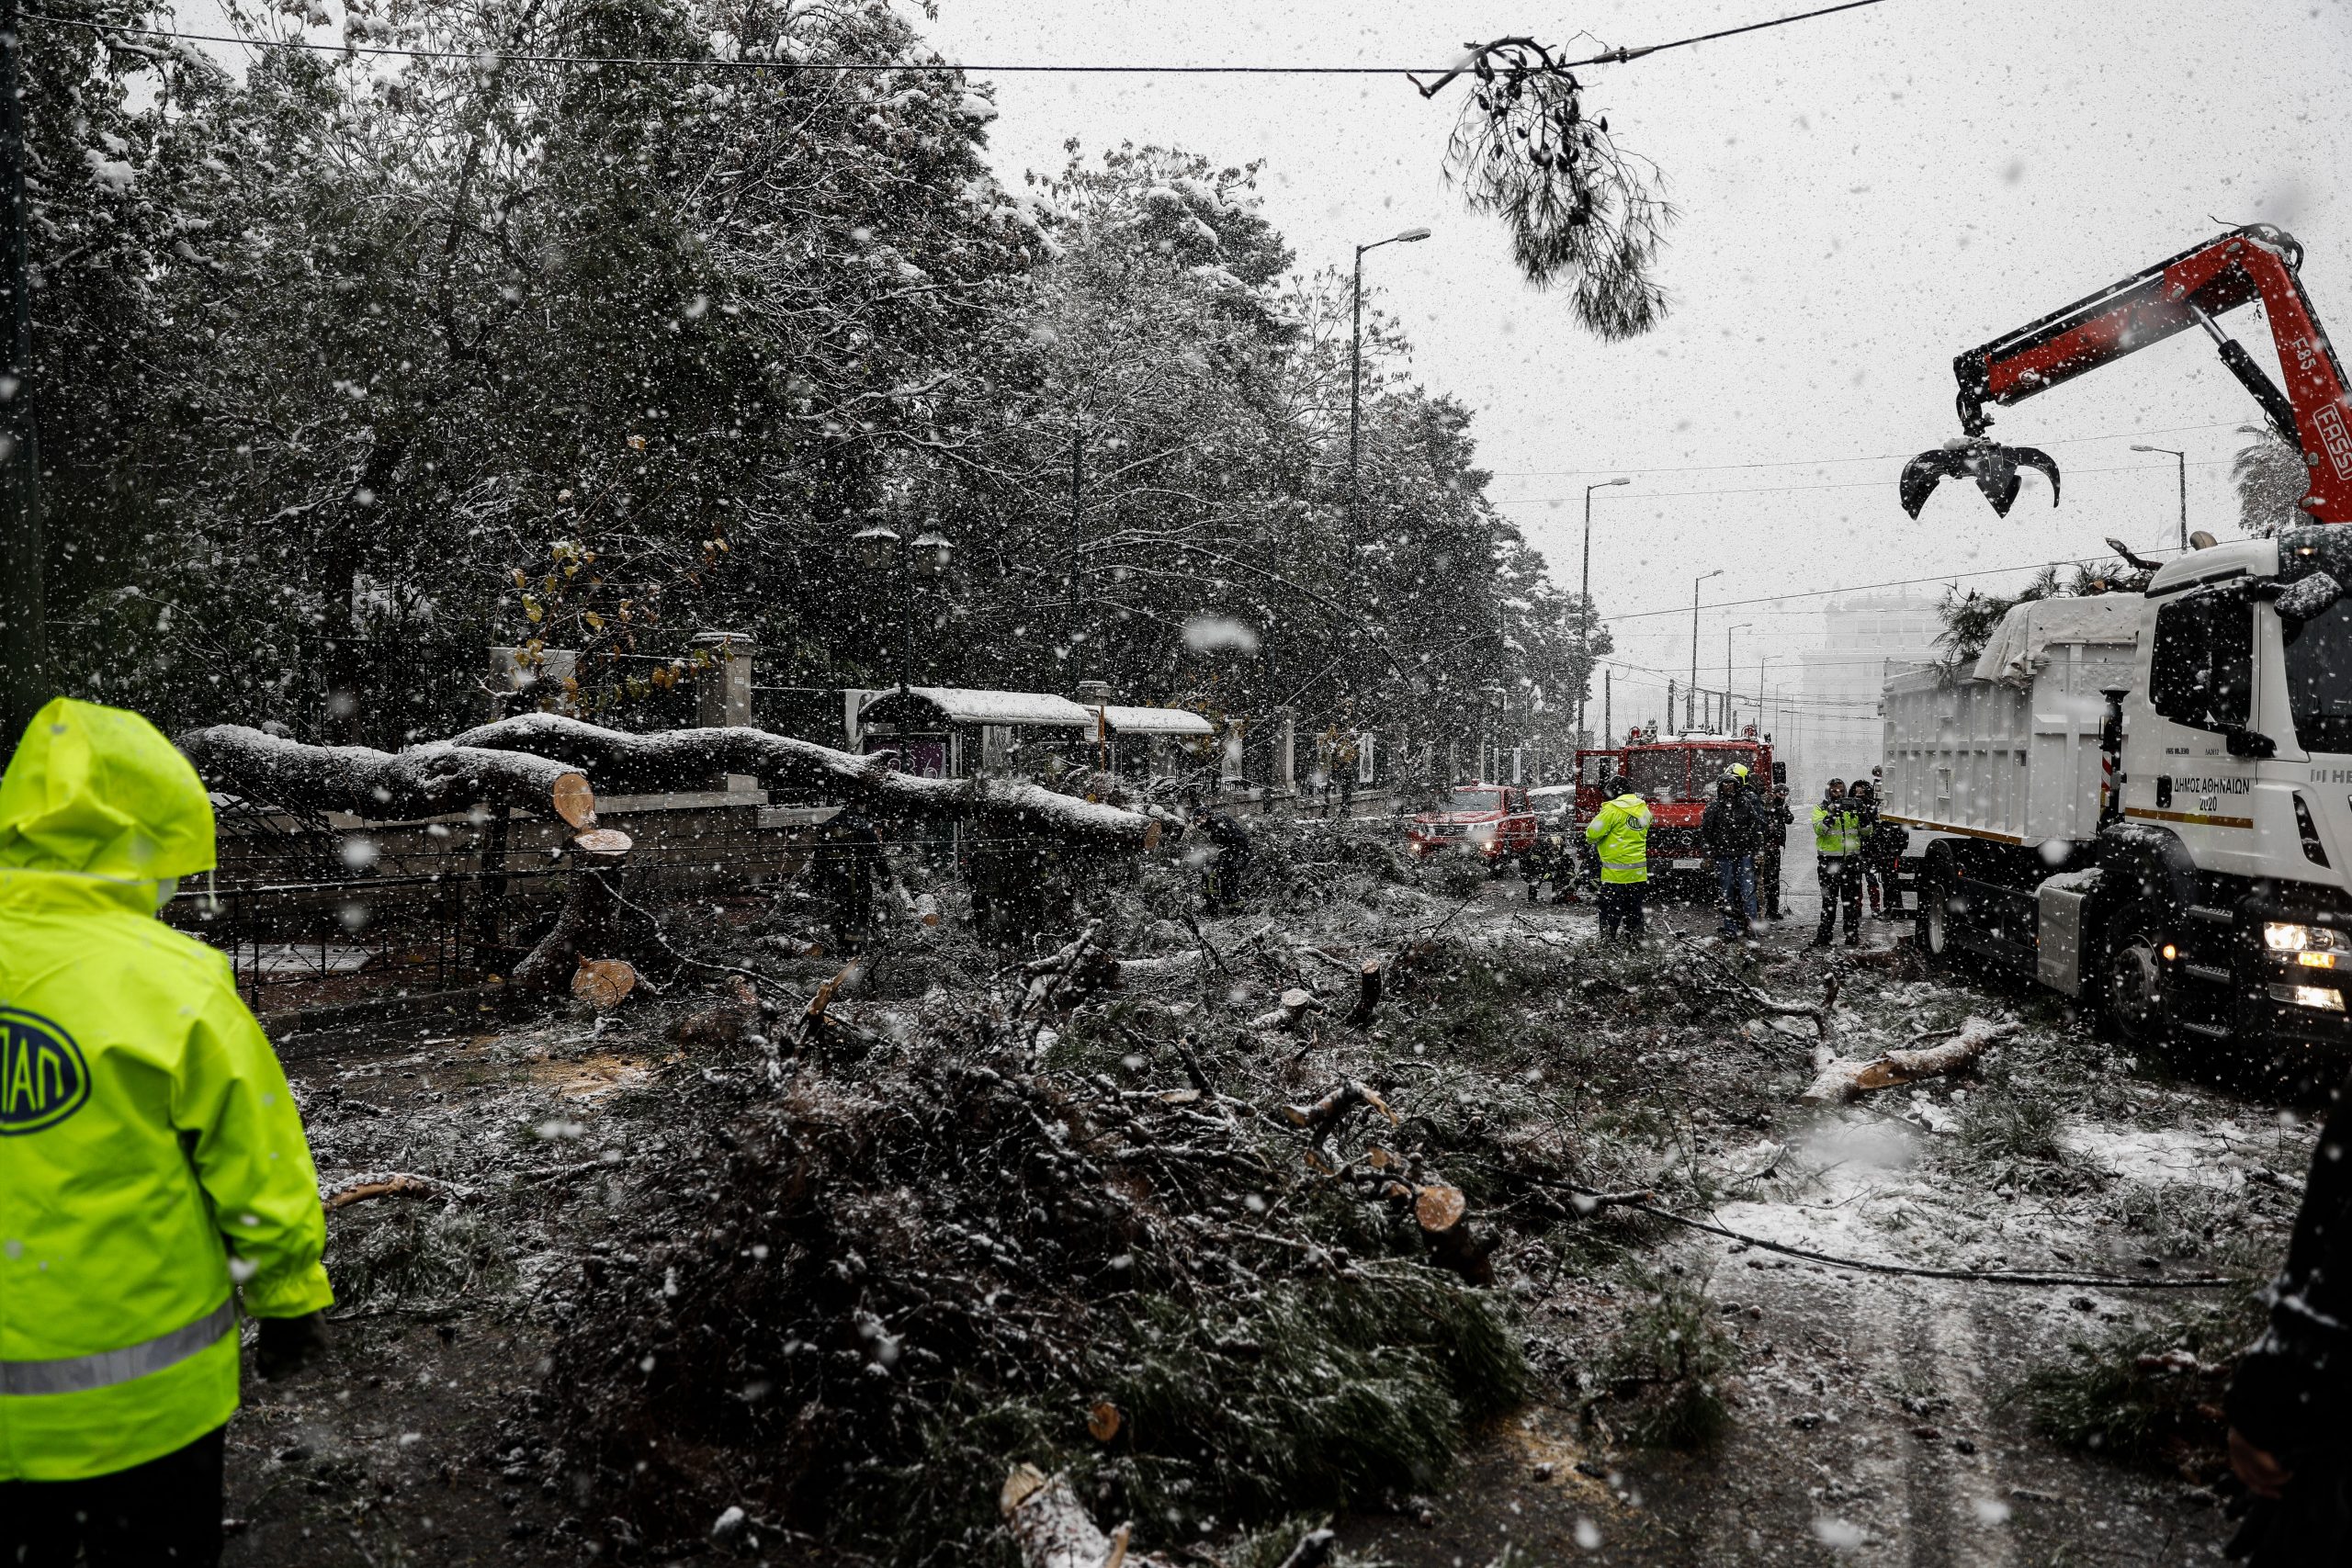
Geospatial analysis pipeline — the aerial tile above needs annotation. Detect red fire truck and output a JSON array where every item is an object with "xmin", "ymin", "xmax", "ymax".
[{"xmin": 1569, "ymin": 726, "xmax": 1782, "ymax": 888}]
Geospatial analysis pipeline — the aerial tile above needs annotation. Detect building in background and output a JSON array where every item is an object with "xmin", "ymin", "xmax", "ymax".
[{"xmin": 1789, "ymin": 592, "xmax": 1943, "ymax": 794}]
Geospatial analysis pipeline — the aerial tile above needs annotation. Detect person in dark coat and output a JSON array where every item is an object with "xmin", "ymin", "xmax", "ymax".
[
  {"xmin": 1701, "ymin": 773, "xmax": 1761, "ymax": 939},
  {"xmin": 1193, "ymin": 805, "xmax": 1251, "ymax": 912},
  {"xmin": 1755, "ymin": 784, "xmax": 1795, "ymax": 919},
  {"xmin": 1847, "ymin": 779, "xmax": 1890, "ymax": 917},
  {"xmin": 2226, "ymin": 1063, "xmax": 2352, "ymax": 1562}
]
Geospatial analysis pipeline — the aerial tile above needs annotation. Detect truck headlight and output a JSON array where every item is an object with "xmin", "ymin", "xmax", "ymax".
[
  {"xmin": 2270, "ymin": 982, "xmax": 2347, "ymax": 1012},
  {"xmin": 2264, "ymin": 921, "xmax": 2349, "ymax": 953}
]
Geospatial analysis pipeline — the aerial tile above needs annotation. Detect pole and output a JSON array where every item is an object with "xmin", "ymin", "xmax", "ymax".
[
  {"xmin": 0, "ymin": 0, "xmax": 43, "ymax": 754},
  {"xmin": 1603, "ymin": 668, "xmax": 1611, "ymax": 746},
  {"xmin": 1069, "ymin": 425, "xmax": 1083, "ymax": 669},
  {"xmin": 1690, "ymin": 576, "xmax": 1701, "ymax": 715},
  {"xmin": 2174, "ymin": 449, "xmax": 2188, "ymax": 554},
  {"xmin": 1349, "ymin": 244, "xmax": 1364, "ymax": 538},
  {"xmin": 1577, "ymin": 486, "xmax": 1592, "ymax": 744},
  {"xmin": 899, "ymin": 543, "xmax": 912, "ymax": 699}
]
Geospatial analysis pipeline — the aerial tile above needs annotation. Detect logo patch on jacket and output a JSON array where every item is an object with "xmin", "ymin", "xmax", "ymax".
[{"xmin": 0, "ymin": 1007, "xmax": 90, "ymax": 1134}]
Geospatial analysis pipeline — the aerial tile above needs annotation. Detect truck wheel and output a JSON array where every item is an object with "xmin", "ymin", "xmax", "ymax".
[
  {"xmin": 1917, "ymin": 859, "xmax": 1957, "ymax": 965},
  {"xmin": 2099, "ymin": 901, "xmax": 2171, "ymax": 1047}
]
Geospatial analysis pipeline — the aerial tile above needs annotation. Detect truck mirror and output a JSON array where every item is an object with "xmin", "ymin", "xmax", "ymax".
[
  {"xmin": 1771, "ymin": 761, "xmax": 1788, "ymax": 786},
  {"xmin": 2224, "ymin": 725, "xmax": 2279, "ymax": 760},
  {"xmin": 2276, "ymin": 570, "xmax": 2343, "ymax": 625}
]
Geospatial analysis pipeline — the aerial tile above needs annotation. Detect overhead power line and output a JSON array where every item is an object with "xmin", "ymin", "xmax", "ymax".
[
  {"xmin": 1489, "ymin": 420, "xmax": 2247, "ymax": 479},
  {"xmin": 29, "ymin": 0, "xmax": 1890, "ymax": 75},
  {"xmin": 1595, "ymin": 547, "xmax": 2182, "ymax": 625},
  {"xmin": 1498, "ymin": 456, "xmax": 2228, "ymax": 505}
]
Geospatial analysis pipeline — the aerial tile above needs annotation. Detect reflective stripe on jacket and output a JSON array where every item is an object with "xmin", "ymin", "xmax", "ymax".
[
  {"xmin": 0, "ymin": 698, "xmax": 332, "ymax": 1481},
  {"xmin": 1584, "ymin": 794, "xmax": 1651, "ymax": 884},
  {"xmin": 1812, "ymin": 800, "xmax": 1863, "ymax": 856}
]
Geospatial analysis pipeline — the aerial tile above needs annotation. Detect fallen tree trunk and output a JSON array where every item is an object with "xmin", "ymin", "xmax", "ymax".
[
  {"xmin": 177, "ymin": 725, "xmax": 594, "ymax": 828},
  {"xmin": 449, "ymin": 713, "xmax": 1159, "ymax": 851},
  {"xmin": 1801, "ymin": 1015, "xmax": 2015, "ymax": 1106},
  {"xmin": 507, "ymin": 829, "xmax": 635, "ymax": 998}
]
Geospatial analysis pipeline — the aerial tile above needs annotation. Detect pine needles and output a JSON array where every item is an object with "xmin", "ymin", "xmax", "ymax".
[{"xmin": 1435, "ymin": 43, "xmax": 1675, "ymax": 338}]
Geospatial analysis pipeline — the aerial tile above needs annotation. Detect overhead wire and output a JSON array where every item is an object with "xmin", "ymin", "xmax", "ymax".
[
  {"xmin": 1496, "ymin": 457, "xmax": 2229, "ymax": 505},
  {"xmin": 1489, "ymin": 419, "xmax": 2248, "ymax": 479},
  {"xmin": 1593, "ymin": 546, "xmax": 2185, "ymax": 625},
  {"xmin": 28, "ymin": 0, "xmax": 1892, "ymax": 74}
]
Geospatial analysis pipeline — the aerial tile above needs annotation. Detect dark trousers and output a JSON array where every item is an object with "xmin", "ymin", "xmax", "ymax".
[
  {"xmin": 0, "ymin": 1427, "xmax": 224, "ymax": 1567},
  {"xmin": 1714, "ymin": 854, "xmax": 1755, "ymax": 937},
  {"xmin": 1598, "ymin": 881, "xmax": 1646, "ymax": 939},
  {"xmin": 1757, "ymin": 851, "xmax": 1783, "ymax": 917},
  {"xmin": 1814, "ymin": 856, "xmax": 1860, "ymax": 945}
]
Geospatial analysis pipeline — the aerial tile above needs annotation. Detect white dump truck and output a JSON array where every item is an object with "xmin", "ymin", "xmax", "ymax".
[{"xmin": 1882, "ymin": 530, "xmax": 2352, "ymax": 1054}]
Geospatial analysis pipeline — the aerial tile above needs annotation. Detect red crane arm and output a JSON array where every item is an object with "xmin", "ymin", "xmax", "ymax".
[{"xmin": 1952, "ymin": 225, "xmax": 2352, "ymax": 525}]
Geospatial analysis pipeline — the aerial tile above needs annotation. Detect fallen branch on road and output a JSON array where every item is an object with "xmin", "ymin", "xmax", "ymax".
[
  {"xmin": 323, "ymin": 1171, "xmax": 469, "ymax": 1210},
  {"xmin": 1801, "ymin": 1015, "xmax": 2018, "ymax": 1105}
]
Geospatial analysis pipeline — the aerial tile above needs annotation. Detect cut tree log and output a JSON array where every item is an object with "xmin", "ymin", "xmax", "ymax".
[
  {"xmin": 571, "ymin": 957, "xmax": 639, "ymax": 1010},
  {"xmin": 507, "ymin": 829, "xmax": 635, "ymax": 997},
  {"xmin": 1252, "ymin": 987, "xmax": 1323, "ymax": 1032},
  {"xmin": 1405, "ymin": 1180, "xmax": 1498, "ymax": 1284},
  {"xmin": 1000, "ymin": 1465, "xmax": 1176, "ymax": 1568},
  {"xmin": 177, "ymin": 725, "xmax": 594, "ymax": 828},
  {"xmin": 323, "ymin": 1171, "xmax": 468, "ymax": 1210},
  {"xmin": 1282, "ymin": 1079, "xmax": 1396, "ymax": 1149},
  {"xmin": 448, "ymin": 713, "xmax": 1159, "ymax": 851},
  {"xmin": 1800, "ymin": 1015, "xmax": 2017, "ymax": 1106},
  {"xmin": 1115, "ymin": 951, "xmax": 1204, "ymax": 983}
]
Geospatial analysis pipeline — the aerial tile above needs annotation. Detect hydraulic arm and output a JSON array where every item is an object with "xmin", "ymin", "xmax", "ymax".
[{"xmin": 1901, "ymin": 225, "xmax": 2352, "ymax": 523}]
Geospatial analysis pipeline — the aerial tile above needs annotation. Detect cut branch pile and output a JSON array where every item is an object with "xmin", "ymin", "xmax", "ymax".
[{"xmin": 536, "ymin": 943, "xmax": 1525, "ymax": 1566}]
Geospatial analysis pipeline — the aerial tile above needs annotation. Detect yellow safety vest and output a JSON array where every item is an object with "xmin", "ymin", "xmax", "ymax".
[
  {"xmin": 1812, "ymin": 801, "xmax": 1863, "ymax": 856},
  {"xmin": 0, "ymin": 698, "xmax": 332, "ymax": 1480},
  {"xmin": 1584, "ymin": 793, "xmax": 1651, "ymax": 884}
]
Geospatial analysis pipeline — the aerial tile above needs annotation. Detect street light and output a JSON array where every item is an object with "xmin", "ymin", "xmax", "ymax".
[
  {"xmin": 1726, "ymin": 621, "xmax": 1754, "ymax": 731},
  {"xmin": 1689, "ymin": 569, "xmax": 1723, "ymax": 731},
  {"xmin": 1576, "ymin": 477, "xmax": 1630, "ymax": 746},
  {"xmin": 1350, "ymin": 226, "xmax": 1432, "ymax": 537},
  {"xmin": 2130, "ymin": 444, "xmax": 2188, "ymax": 553},
  {"xmin": 852, "ymin": 515, "xmax": 955, "ymax": 697}
]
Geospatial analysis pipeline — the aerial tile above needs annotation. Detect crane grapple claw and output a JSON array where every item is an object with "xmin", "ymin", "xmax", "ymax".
[{"xmin": 1899, "ymin": 438, "xmax": 2063, "ymax": 519}]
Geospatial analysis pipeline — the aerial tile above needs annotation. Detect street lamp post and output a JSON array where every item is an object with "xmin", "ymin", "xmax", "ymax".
[
  {"xmin": 1577, "ymin": 477, "xmax": 1630, "ymax": 745},
  {"xmin": 2131, "ymin": 444, "xmax": 2188, "ymax": 552},
  {"xmin": 1350, "ymin": 226, "xmax": 1431, "ymax": 537},
  {"xmin": 1689, "ymin": 569, "xmax": 1723, "ymax": 730},
  {"xmin": 852, "ymin": 516, "xmax": 956, "ymax": 698},
  {"xmin": 1726, "ymin": 621, "xmax": 1753, "ymax": 731}
]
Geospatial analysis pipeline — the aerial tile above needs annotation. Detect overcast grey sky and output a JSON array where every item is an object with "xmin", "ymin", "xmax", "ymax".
[{"xmin": 926, "ymin": 0, "xmax": 2352, "ymax": 718}]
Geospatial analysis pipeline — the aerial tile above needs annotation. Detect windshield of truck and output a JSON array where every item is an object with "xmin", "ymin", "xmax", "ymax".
[
  {"xmin": 1447, "ymin": 788, "xmax": 1501, "ymax": 812},
  {"xmin": 1622, "ymin": 750, "xmax": 1690, "ymax": 802},
  {"xmin": 2283, "ymin": 598, "xmax": 2352, "ymax": 754}
]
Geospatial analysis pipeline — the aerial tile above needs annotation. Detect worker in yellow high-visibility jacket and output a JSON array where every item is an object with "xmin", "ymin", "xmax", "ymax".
[
  {"xmin": 1582, "ymin": 773, "xmax": 1653, "ymax": 940},
  {"xmin": 0, "ymin": 698, "xmax": 332, "ymax": 1565}
]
